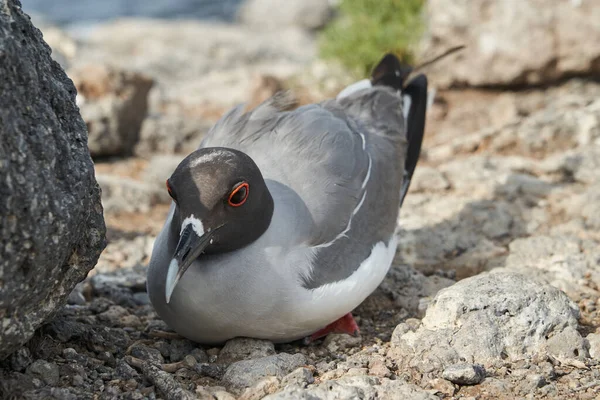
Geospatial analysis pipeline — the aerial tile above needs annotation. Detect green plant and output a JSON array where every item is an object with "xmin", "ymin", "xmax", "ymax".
[{"xmin": 319, "ymin": 0, "xmax": 425, "ymax": 77}]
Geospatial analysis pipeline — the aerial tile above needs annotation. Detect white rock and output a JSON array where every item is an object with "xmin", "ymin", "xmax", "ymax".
[
  {"xmin": 390, "ymin": 272, "xmax": 588, "ymax": 374},
  {"xmin": 586, "ymin": 333, "xmax": 600, "ymax": 360},
  {"xmin": 74, "ymin": 19, "xmax": 316, "ymax": 109},
  {"xmin": 69, "ymin": 64, "xmax": 154, "ymax": 157},
  {"xmin": 442, "ymin": 363, "xmax": 486, "ymax": 385},
  {"xmin": 418, "ymin": 0, "xmax": 600, "ymax": 87}
]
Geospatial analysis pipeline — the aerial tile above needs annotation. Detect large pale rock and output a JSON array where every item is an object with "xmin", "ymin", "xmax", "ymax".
[
  {"xmin": 222, "ymin": 353, "xmax": 307, "ymax": 390},
  {"xmin": 73, "ymin": 19, "xmax": 315, "ymax": 109},
  {"xmin": 429, "ymin": 81, "xmax": 600, "ymax": 164},
  {"xmin": 390, "ymin": 272, "xmax": 588, "ymax": 375},
  {"xmin": 70, "ymin": 64, "xmax": 154, "ymax": 157},
  {"xmin": 0, "ymin": 0, "xmax": 106, "ymax": 359},
  {"xmin": 218, "ymin": 338, "xmax": 276, "ymax": 364},
  {"xmin": 419, "ymin": 0, "xmax": 600, "ymax": 87}
]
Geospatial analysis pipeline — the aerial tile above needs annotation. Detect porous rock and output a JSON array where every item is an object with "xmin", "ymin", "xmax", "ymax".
[
  {"xmin": 8, "ymin": 347, "xmax": 33, "ymax": 372},
  {"xmin": 26, "ymin": 360, "xmax": 60, "ymax": 386},
  {"xmin": 264, "ymin": 375, "xmax": 437, "ymax": 400},
  {"xmin": 390, "ymin": 272, "xmax": 588, "ymax": 374},
  {"xmin": 238, "ymin": 376, "xmax": 280, "ymax": 400},
  {"xmin": 222, "ymin": 353, "xmax": 307, "ymax": 390},
  {"xmin": 280, "ymin": 367, "xmax": 314, "ymax": 388},
  {"xmin": 442, "ymin": 363, "xmax": 486, "ymax": 385},
  {"xmin": 218, "ymin": 338, "xmax": 276, "ymax": 364},
  {"xmin": 586, "ymin": 333, "xmax": 600, "ymax": 360},
  {"xmin": 0, "ymin": 0, "xmax": 106, "ymax": 359},
  {"xmin": 419, "ymin": 0, "xmax": 600, "ymax": 87}
]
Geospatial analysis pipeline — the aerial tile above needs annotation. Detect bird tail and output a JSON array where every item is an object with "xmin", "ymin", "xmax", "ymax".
[
  {"xmin": 370, "ymin": 46, "xmax": 464, "ymax": 206},
  {"xmin": 370, "ymin": 53, "xmax": 428, "ymax": 207}
]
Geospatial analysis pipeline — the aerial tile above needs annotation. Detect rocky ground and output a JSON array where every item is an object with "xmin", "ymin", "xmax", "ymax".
[{"xmin": 2, "ymin": 6, "xmax": 600, "ymax": 400}]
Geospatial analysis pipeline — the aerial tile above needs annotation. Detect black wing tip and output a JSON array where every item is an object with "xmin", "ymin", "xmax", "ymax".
[
  {"xmin": 370, "ymin": 53, "xmax": 412, "ymax": 91},
  {"xmin": 399, "ymin": 72, "xmax": 428, "ymax": 207}
]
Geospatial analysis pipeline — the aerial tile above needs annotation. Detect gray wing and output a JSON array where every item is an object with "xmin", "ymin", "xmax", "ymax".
[
  {"xmin": 201, "ymin": 92, "xmax": 374, "ymax": 246},
  {"xmin": 202, "ymin": 88, "xmax": 408, "ymax": 287}
]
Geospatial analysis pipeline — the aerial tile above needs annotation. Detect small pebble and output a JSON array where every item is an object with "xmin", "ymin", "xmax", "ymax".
[
  {"xmin": 428, "ymin": 378, "xmax": 456, "ymax": 396},
  {"xmin": 206, "ymin": 386, "xmax": 236, "ymax": 400},
  {"xmin": 196, "ymin": 363, "xmax": 226, "ymax": 380},
  {"xmin": 191, "ymin": 348, "xmax": 209, "ymax": 363},
  {"xmin": 168, "ymin": 339, "xmax": 197, "ymax": 362},
  {"xmin": 62, "ymin": 348, "xmax": 78, "ymax": 360},
  {"xmin": 116, "ymin": 358, "xmax": 139, "ymax": 379},
  {"xmin": 68, "ymin": 285, "xmax": 87, "ymax": 305},
  {"xmin": 9, "ymin": 347, "xmax": 32, "ymax": 372},
  {"xmin": 130, "ymin": 344, "xmax": 164, "ymax": 364},
  {"xmin": 442, "ymin": 363, "xmax": 486, "ymax": 385},
  {"xmin": 219, "ymin": 338, "xmax": 275, "ymax": 364},
  {"xmin": 154, "ymin": 341, "xmax": 171, "ymax": 358},
  {"xmin": 97, "ymin": 351, "xmax": 116, "ymax": 367},
  {"xmin": 207, "ymin": 348, "xmax": 220, "ymax": 358},
  {"xmin": 280, "ymin": 367, "xmax": 314, "ymax": 387},
  {"xmin": 368, "ymin": 359, "xmax": 390, "ymax": 378},
  {"xmin": 27, "ymin": 360, "xmax": 61, "ymax": 386},
  {"xmin": 72, "ymin": 374, "xmax": 84, "ymax": 386},
  {"xmin": 124, "ymin": 378, "xmax": 138, "ymax": 391},
  {"xmin": 586, "ymin": 333, "xmax": 600, "ymax": 359},
  {"xmin": 527, "ymin": 374, "xmax": 547, "ymax": 388}
]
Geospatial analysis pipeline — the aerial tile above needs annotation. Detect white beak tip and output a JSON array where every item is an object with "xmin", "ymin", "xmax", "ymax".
[{"xmin": 165, "ymin": 259, "xmax": 179, "ymax": 304}]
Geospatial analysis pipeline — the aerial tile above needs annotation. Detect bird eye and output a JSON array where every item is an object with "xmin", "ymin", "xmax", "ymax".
[
  {"xmin": 228, "ymin": 182, "xmax": 249, "ymax": 207},
  {"xmin": 166, "ymin": 180, "xmax": 176, "ymax": 202}
]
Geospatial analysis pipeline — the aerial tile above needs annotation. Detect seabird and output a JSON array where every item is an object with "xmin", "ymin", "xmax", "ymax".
[{"xmin": 147, "ymin": 53, "xmax": 428, "ymax": 344}]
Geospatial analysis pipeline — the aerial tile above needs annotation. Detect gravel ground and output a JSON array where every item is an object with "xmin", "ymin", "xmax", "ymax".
[{"xmin": 2, "ymin": 80, "xmax": 600, "ymax": 399}]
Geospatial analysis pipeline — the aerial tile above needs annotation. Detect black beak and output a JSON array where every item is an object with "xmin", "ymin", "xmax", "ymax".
[{"xmin": 165, "ymin": 224, "xmax": 220, "ymax": 303}]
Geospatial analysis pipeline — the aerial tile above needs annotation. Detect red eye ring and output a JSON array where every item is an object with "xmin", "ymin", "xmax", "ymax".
[
  {"xmin": 166, "ymin": 180, "xmax": 176, "ymax": 201},
  {"xmin": 228, "ymin": 182, "xmax": 249, "ymax": 207}
]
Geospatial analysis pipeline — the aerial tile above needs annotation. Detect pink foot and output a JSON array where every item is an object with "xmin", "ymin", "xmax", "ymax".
[{"xmin": 304, "ymin": 313, "xmax": 360, "ymax": 344}]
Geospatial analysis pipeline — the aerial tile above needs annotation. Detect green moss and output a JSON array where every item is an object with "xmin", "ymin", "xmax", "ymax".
[{"xmin": 319, "ymin": 0, "xmax": 425, "ymax": 77}]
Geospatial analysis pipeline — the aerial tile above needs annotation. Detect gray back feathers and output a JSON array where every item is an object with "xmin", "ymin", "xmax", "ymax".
[{"xmin": 201, "ymin": 88, "xmax": 408, "ymax": 287}]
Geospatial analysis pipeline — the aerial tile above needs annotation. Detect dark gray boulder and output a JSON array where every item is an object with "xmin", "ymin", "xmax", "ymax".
[{"xmin": 0, "ymin": 0, "xmax": 106, "ymax": 359}]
